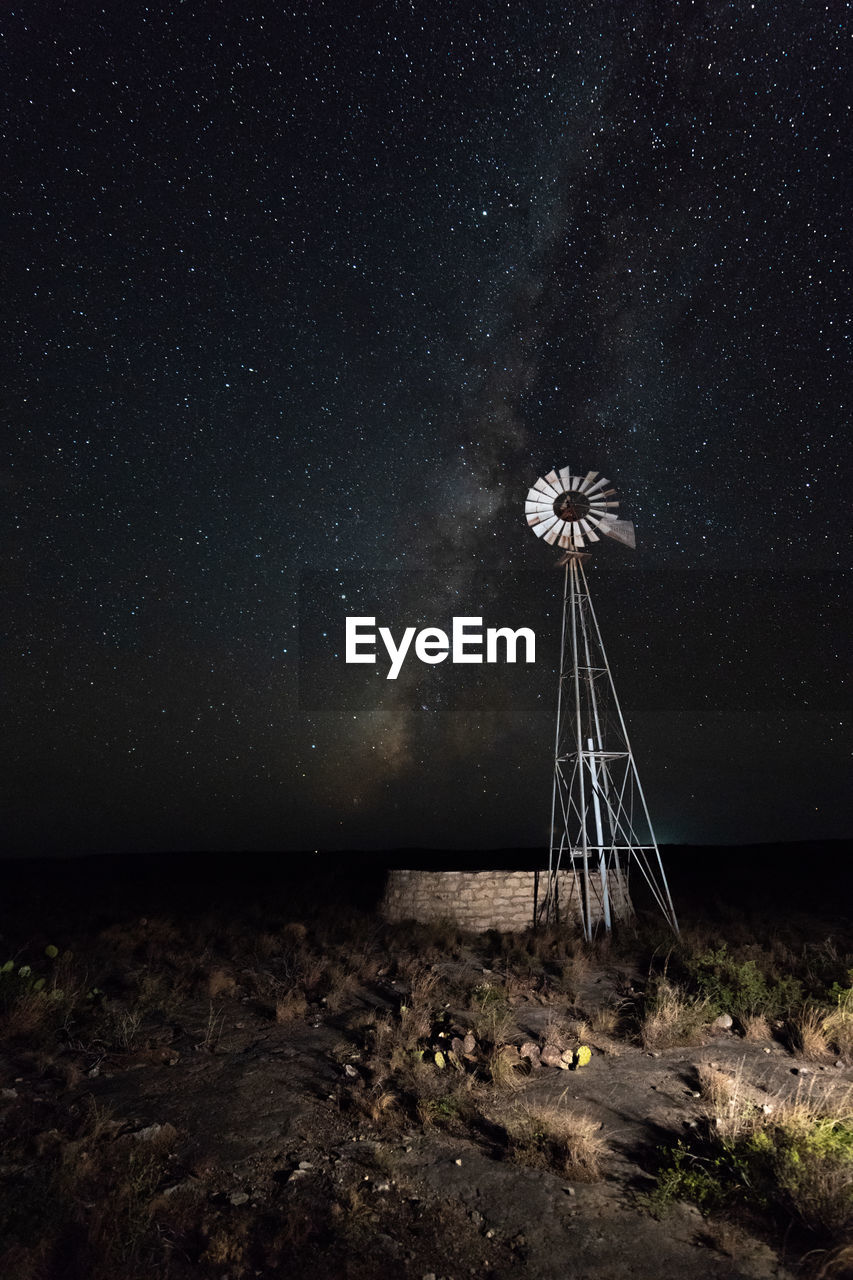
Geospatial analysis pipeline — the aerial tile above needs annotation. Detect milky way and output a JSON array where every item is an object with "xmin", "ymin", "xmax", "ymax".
[{"xmin": 2, "ymin": 3, "xmax": 849, "ymax": 854}]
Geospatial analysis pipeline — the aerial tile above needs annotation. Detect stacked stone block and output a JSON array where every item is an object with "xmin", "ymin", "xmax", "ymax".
[{"xmin": 381, "ymin": 868, "xmax": 630, "ymax": 932}]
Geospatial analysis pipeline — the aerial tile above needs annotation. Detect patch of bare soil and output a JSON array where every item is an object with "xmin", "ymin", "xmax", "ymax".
[{"xmin": 54, "ymin": 1002, "xmax": 802, "ymax": 1280}]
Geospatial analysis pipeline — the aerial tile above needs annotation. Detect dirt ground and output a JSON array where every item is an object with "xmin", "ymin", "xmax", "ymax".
[
  {"xmin": 35, "ymin": 957, "xmax": 848, "ymax": 1279},
  {"xmin": 2, "ymin": 853, "xmax": 852, "ymax": 1280}
]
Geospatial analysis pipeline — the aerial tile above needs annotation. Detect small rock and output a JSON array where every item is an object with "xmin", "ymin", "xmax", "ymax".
[
  {"xmin": 519, "ymin": 1041, "xmax": 540, "ymax": 1063},
  {"xmin": 540, "ymin": 1044, "xmax": 564, "ymax": 1068},
  {"xmin": 162, "ymin": 1180, "xmax": 196, "ymax": 1198},
  {"xmin": 792, "ymin": 1066, "xmax": 811, "ymax": 1076},
  {"xmin": 562, "ymin": 1186, "xmax": 575, "ymax": 1196},
  {"xmin": 229, "ymin": 1190, "xmax": 249, "ymax": 1206},
  {"xmin": 132, "ymin": 1124, "xmax": 163, "ymax": 1142},
  {"xmin": 344, "ymin": 1064, "xmax": 359, "ymax": 1078},
  {"xmin": 1, "ymin": 1088, "xmax": 18, "ymax": 1100},
  {"xmin": 298, "ymin": 1161, "xmax": 313, "ymax": 1170},
  {"xmin": 836, "ymin": 1061, "xmax": 844, "ymax": 1069},
  {"xmin": 462, "ymin": 1032, "xmax": 476, "ymax": 1055},
  {"xmin": 712, "ymin": 1013, "xmax": 733, "ymax": 1030},
  {"xmin": 470, "ymin": 1210, "xmax": 483, "ymax": 1226},
  {"xmin": 764, "ymin": 1047, "xmax": 772, "ymax": 1054},
  {"xmin": 454, "ymin": 1158, "xmax": 463, "ymax": 1166},
  {"xmin": 647, "ymin": 1051, "xmax": 660, "ymax": 1058},
  {"xmin": 373, "ymin": 1180, "xmax": 391, "ymax": 1193}
]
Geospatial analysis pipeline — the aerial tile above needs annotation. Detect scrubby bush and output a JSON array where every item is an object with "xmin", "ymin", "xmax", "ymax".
[
  {"xmin": 655, "ymin": 1074, "xmax": 853, "ymax": 1244},
  {"xmin": 682, "ymin": 943, "xmax": 803, "ymax": 1022}
]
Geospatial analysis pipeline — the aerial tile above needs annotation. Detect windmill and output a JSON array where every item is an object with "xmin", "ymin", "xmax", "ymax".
[{"xmin": 525, "ymin": 467, "xmax": 678, "ymax": 938}]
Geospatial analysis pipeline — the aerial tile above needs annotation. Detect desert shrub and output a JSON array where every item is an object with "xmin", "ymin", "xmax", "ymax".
[
  {"xmin": 654, "ymin": 1141, "xmax": 741, "ymax": 1213},
  {"xmin": 0, "ymin": 946, "xmax": 78, "ymax": 1044},
  {"xmin": 416, "ymin": 1083, "xmax": 477, "ymax": 1132},
  {"xmin": 683, "ymin": 944, "xmax": 803, "ymax": 1021},
  {"xmin": 470, "ymin": 982, "xmax": 516, "ymax": 1047},
  {"xmin": 654, "ymin": 1081, "xmax": 853, "ymax": 1244},
  {"xmin": 641, "ymin": 977, "xmax": 711, "ymax": 1049}
]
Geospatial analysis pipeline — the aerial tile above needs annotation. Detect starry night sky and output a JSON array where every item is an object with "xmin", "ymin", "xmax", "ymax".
[{"xmin": 2, "ymin": 2, "xmax": 849, "ymax": 856}]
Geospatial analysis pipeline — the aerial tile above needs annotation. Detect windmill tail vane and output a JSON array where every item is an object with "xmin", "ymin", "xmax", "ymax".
[{"xmin": 525, "ymin": 466, "xmax": 678, "ymax": 939}]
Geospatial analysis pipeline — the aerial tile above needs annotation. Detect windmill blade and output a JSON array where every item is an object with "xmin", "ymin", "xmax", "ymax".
[
  {"xmin": 557, "ymin": 532, "xmax": 575, "ymax": 548},
  {"xmin": 526, "ymin": 486, "xmax": 551, "ymax": 505},
  {"xmin": 578, "ymin": 470, "xmax": 600, "ymax": 491},
  {"xmin": 557, "ymin": 465, "xmax": 574, "ymax": 489},
  {"xmin": 532, "ymin": 514, "xmax": 559, "ymax": 537},
  {"xmin": 544, "ymin": 469, "xmax": 562, "ymax": 488},
  {"xmin": 533, "ymin": 477, "xmax": 559, "ymax": 498},
  {"xmin": 543, "ymin": 524, "xmax": 563, "ymax": 545},
  {"xmin": 600, "ymin": 517, "xmax": 636, "ymax": 548},
  {"xmin": 525, "ymin": 499, "xmax": 554, "ymax": 515},
  {"xmin": 579, "ymin": 520, "xmax": 600, "ymax": 542},
  {"xmin": 585, "ymin": 476, "xmax": 611, "ymax": 495}
]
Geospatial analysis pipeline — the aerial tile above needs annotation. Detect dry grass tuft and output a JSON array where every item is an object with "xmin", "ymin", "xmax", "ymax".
[
  {"xmin": 696, "ymin": 1060, "xmax": 756, "ymax": 1143},
  {"xmin": 641, "ymin": 978, "xmax": 711, "ymax": 1050},
  {"xmin": 275, "ymin": 991, "xmax": 308, "ymax": 1023},
  {"xmin": 742, "ymin": 1013, "xmax": 771, "ymax": 1041},
  {"xmin": 813, "ymin": 1242, "xmax": 853, "ymax": 1278},
  {"xmin": 823, "ymin": 985, "xmax": 853, "ymax": 1063},
  {"xmin": 506, "ymin": 1096, "xmax": 606, "ymax": 1181},
  {"xmin": 207, "ymin": 967, "xmax": 237, "ymax": 999},
  {"xmin": 588, "ymin": 1003, "xmax": 620, "ymax": 1037},
  {"xmin": 369, "ymin": 1089, "xmax": 400, "ymax": 1123},
  {"xmin": 487, "ymin": 1044, "xmax": 526, "ymax": 1091},
  {"xmin": 790, "ymin": 1005, "xmax": 833, "ymax": 1061}
]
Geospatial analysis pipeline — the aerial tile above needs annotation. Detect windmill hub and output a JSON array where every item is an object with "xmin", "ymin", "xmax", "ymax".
[{"xmin": 553, "ymin": 490, "xmax": 591, "ymax": 522}]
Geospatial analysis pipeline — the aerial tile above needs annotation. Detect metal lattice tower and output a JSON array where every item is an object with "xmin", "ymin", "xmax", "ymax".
[{"xmin": 525, "ymin": 467, "xmax": 678, "ymax": 939}]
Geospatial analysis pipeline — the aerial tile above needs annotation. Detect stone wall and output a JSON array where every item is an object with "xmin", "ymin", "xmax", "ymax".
[{"xmin": 381, "ymin": 868, "xmax": 631, "ymax": 933}]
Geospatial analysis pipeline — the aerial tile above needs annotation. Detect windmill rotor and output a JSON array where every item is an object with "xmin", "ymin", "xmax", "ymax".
[{"xmin": 524, "ymin": 466, "xmax": 636, "ymax": 551}]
